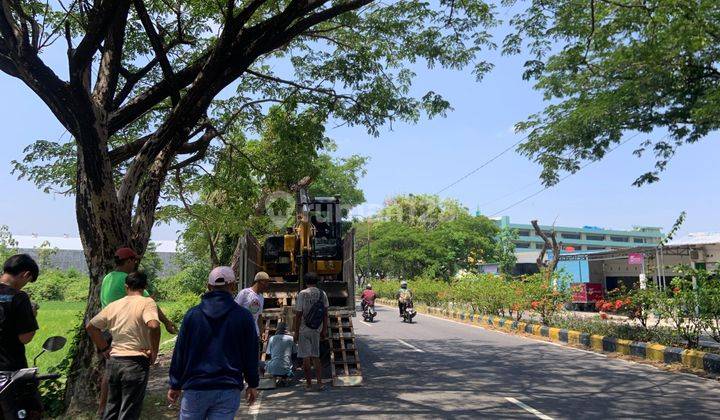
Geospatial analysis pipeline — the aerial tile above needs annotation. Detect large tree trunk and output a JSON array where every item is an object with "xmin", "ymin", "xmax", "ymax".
[{"xmin": 63, "ymin": 128, "xmax": 152, "ymax": 411}]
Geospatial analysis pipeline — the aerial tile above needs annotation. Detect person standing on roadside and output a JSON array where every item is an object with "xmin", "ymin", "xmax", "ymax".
[
  {"xmin": 97, "ymin": 247, "xmax": 177, "ymax": 416},
  {"xmin": 167, "ymin": 266, "xmax": 259, "ymax": 419},
  {"xmin": 235, "ymin": 271, "xmax": 271, "ymax": 342},
  {"xmin": 293, "ymin": 272, "xmax": 329, "ymax": 392},
  {"xmin": 0, "ymin": 254, "xmax": 41, "ymax": 419},
  {"xmin": 100, "ymin": 247, "xmax": 177, "ymax": 333},
  {"xmin": 86, "ymin": 271, "xmax": 161, "ymax": 420}
]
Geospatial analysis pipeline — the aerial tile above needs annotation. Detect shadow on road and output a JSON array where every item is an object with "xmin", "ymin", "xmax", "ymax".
[{"xmin": 248, "ymin": 314, "xmax": 720, "ymax": 419}]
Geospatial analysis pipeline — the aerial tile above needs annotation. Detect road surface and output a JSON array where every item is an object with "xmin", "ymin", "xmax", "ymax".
[{"xmin": 239, "ymin": 304, "xmax": 720, "ymax": 419}]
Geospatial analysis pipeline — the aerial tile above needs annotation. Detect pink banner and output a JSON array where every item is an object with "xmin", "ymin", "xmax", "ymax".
[{"xmin": 628, "ymin": 253, "xmax": 644, "ymax": 265}]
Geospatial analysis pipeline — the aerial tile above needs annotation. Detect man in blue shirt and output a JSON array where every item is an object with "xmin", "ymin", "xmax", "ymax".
[{"xmin": 167, "ymin": 266, "xmax": 259, "ymax": 418}]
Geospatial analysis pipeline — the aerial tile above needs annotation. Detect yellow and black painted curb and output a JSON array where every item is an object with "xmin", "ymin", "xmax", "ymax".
[{"xmin": 375, "ymin": 299, "xmax": 720, "ymax": 375}]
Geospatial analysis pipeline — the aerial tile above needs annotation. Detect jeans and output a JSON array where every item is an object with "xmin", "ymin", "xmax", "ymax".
[
  {"xmin": 103, "ymin": 356, "xmax": 150, "ymax": 420},
  {"xmin": 180, "ymin": 388, "xmax": 242, "ymax": 420}
]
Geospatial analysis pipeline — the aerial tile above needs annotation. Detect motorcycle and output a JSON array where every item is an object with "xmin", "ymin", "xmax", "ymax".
[
  {"xmin": 0, "ymin": 336, "xmax": 67, "ymax": 419},
  {"xmin": 362, "ymin": 301, "xmax": 377, "ymax": 322},
  {"xmin": 401, "ymin": 301, "xmax": 417, "ymax": 323}
]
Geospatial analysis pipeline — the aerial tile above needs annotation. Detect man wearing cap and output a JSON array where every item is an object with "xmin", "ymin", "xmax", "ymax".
[
  {"xmin": 235, "ymin": 271, "xmax": 271, "ymax": 342},
  {"xmin": 97, "ymin": 247, "xmax": 177, "ymax": 416},
  {"xmin": 100, "ymin": 247, "xmax": 177, "ymax": 334},
  {"xmin": 168, "ymin": 266, "xmax": 259, "ymax": 418},
  {"xmin": 87, "ymin": 271, "xmax": 161, "ymax": 420}
]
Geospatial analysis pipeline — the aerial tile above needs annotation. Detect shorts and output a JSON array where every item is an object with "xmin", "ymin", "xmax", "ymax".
[{"xmin": 297, "ymin": 328, "xmax": 321, "ymax": 358}]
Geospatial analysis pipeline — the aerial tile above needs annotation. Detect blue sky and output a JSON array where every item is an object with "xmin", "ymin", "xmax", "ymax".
[{"xmin": 0, "ymin": 28, "xmax": 717, "ymax": 241}]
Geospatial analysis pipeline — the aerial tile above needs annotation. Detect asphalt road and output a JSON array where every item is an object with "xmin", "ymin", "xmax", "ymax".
[{"xmin": 239, "ymin": 304, "xmax": 720, "ymax": 419}]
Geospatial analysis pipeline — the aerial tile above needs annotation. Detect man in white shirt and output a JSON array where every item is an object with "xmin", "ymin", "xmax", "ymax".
[
  {"xmin": 293, "ymin": 273, "xmax": 329, "ymax": 391},
  {"xmin": 235, "ymin": 271, "xmax": 271, "ymax": 339}
]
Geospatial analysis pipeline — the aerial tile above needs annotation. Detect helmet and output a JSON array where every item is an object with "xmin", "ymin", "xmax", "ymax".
[
  {"xmin": 400, "ymin": 280, "xmax": 407, "ymax": 288},
  {"xmin": 366, "ymin": 284, "xmax": 372, "ymax": 289}
]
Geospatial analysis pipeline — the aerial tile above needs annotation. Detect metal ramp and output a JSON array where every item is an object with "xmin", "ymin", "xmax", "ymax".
[
  {"xmin": 328, "ymin": 312, "xmax": 363, "ymax": 386},
  {"xmin": 258, "ymin": 309, "xmax": 363, "ymax": 387}
]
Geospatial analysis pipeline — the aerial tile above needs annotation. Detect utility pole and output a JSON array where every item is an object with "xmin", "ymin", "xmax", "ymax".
[{"xmin": 367, "ymin": 217, "xmax": 372, "ymax": 280}]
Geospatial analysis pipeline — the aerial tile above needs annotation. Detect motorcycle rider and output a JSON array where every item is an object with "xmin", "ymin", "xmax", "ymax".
[
  {"xmin": 360, "ymin": 284, "xmax": 376, "ymax": 313},
  {"xmin": 0, "ymin": 254, "xmax": 40, "ymax": 419},
  {"xmin": 396, "ymin": 280, "xmax": 413, "ymax": 318}
]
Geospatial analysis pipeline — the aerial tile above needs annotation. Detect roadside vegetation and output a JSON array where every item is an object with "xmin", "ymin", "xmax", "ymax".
[{"xmin": 371, "ymin": 265, "xmax": 720, "ymax": 352}]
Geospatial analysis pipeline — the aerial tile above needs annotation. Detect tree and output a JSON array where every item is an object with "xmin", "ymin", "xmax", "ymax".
[
  {"xmin": 356, "ymin": 194, "xmax": 497, "ymax": 280},
  {"xmin": 159, "ymin": 105, "xmax": 367, "ymax": 267},
  {"xmin": 0, "ymin": 225, "xmax": 18, "ymax": 262},
  {"xmin": 1, "ymin": 1, "xmax": 497, "ymax": 407},
  {"xmin": 494, "ymin": 226, "xmax": 518, "ymax": 275},
  {"xmin": 531, "ymin": 219, "xmax": 560, "ymax": 284},
  {"xmin": 139, "ymin": 241, "xmax": 163, "ymax": 286},
  {"xmin": 504, "ymin": 0, "xmax": 720, "ymax": 186},
  {"xmin": 36, "ymin": 240, "xmax": 59, "ymax": 270}
]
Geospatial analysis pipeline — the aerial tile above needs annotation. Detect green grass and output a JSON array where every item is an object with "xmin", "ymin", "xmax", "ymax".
[
  {"xmin": 29, "ymin": 301, "xmax": 179, "ymax": 374},
  {"xmin": 29, "ymin": 301, "xmax": 84, "ymax": 372}
]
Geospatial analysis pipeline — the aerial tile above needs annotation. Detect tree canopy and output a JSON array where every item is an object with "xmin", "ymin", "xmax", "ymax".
[
  {"xmin": 356, "ymin": 194, "xmax": 498, "ymax": 280},
  {"xmin": 0, "ymin": 0, "xmax": 499, "ymax": 408},
  {"xmin": 160, "ymin": 104, "xmax": 367, "ymax": 266},
  {"xmin": 505, "ymin": 0, "xmax": 720, "ymax": 186}
]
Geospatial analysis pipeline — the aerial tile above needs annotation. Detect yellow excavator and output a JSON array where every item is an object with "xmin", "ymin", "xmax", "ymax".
[{"xmin": 237, "ymin": 186, "xmax": 362, "ymax": 386}]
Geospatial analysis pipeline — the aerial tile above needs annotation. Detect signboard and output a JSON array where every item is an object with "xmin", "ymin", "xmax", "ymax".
[
  {"xmin": 572, "ymin": 283, "xmax": 604, "ymax": 304},
  {"xmin": 628, "ymin": 253, "xmax": 644, "ymax": 265}
]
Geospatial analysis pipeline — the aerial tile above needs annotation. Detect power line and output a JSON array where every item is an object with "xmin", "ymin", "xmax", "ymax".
[
  {"xmin": 488, "ymin": 133, "xmax": 643, "ymax": 217},
  {"xmin": 435, "ymin": 136, "xmax": 526, "ymax": 194}
]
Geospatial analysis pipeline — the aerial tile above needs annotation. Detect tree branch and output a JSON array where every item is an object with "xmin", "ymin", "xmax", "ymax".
[
  {"xmin": 0, "ymin": 3, "xmax": 75, "ymax": 130},
  {"xmin": 531, "ymin": 219, "xmax": 560, "ymax": 281},
  {"xmin": 92, "ymin": 2, "xmax": 130, "ymax": 111},
  {"xmin": 70, "ymin": 0, "xmax": 125, "ymax": 79},
  {"xmin": 278, "ymin": 0, "xmax": 372, "ymax": 47},
  {"xmin": 109, "ymin": 54, "xmax": 209, "ymax": 133},
  {"xmin": 133, "ymin": 0, "xmax": 179, "ymax": 106},
  {"xmin": 174, "ymin": 168, "xmax": 220, "ymax": 266}
]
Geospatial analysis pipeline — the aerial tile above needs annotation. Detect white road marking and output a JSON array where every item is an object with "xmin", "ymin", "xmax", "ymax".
[
  {"xmin": 505, "ymin": 397, "xmax": 554, "ymax": 420},
  {"xmin": 396, "ymin": 339, "xmax": 425, "ymax": 353},
  {"xmin": 389, "ymin": 306, "xmax": 609, "ymax": 358},
  {"xmin": 410, "ymin": 310, "xmax": 720, "ymax": 380},
  {"xmin": 249, "ymin": 391, "xmax": 263, "ymax": 419}
]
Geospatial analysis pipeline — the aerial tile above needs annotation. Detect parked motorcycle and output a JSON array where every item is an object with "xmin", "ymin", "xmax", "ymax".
[
  {"xmin": 0, "ymin": 336, "xmax": 67, "ymax": 419},
  {"xmin": 362, "ymin": 302, "xmax": 377, "ymax": 322},
  {"xmin": 401, "ymin": 301, "xmax": 417, "ymax": 323}
]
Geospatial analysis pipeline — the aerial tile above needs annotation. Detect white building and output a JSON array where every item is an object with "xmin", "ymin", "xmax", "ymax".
[{"xmin": 12, "ymin": 234, "xmax": 179, "ymax": 275}]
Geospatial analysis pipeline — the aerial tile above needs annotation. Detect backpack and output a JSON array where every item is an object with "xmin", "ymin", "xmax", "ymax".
[{"xmin": 304, "ymin": 293, "xmax": 327, "ymax": 329}]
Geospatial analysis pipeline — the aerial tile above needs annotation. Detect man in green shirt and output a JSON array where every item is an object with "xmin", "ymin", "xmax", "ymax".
[
  {"xmin": 97, "ymin": 247, "xmax": 177, "ymax": 416},
  {"xmin": 100, "ymin": 248, "xmax": 177, "ymax": 332},
  {"xmin": 100, "ymin": 248, "xmax": 151, "ymax": 307}
]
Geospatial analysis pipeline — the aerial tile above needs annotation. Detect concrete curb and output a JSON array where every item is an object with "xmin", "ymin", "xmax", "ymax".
[{"xmin": 376, "ymin": 299, "xmax": 720, "ymax": 375}]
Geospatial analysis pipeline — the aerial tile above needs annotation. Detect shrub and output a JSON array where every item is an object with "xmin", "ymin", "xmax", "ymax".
[
  {"xmin": 525, "ymin": 272, "xmax": 571, "ymax": 325},
  {"xmin": 24, "ymin": 269, "xmax": 89, "ymax": 301},
  {"xmin": 165, "ymin": 293, "xmax": 201, "ymax": 325},
  {"xmin": 155, "ymin": 263, "xmax": 209, "ymax": 301},
  {"xmin": 550, "ymin": 315, "xmax": 682, "ymax": 347}
]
